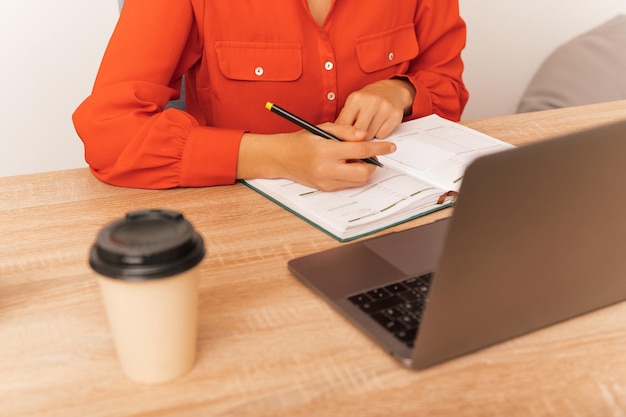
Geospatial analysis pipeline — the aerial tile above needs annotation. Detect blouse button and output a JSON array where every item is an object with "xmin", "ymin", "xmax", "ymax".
[
  {"xmin": 388, "ymin": 52, "xmax": 394, "ymax": 61},
  {"xmin": 324, "ymin": 61, "xmax": 334, "ymax": 71},
  {"xmin": 326, "ymin": 92, "xmax": 336, "ymax": 101},
  {"xmin": 254, "ymin": 66, "xmax": 264, "ymax": 76}
]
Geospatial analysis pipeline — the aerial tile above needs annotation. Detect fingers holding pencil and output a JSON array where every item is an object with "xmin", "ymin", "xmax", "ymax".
[
  {"xmin": 265, "ymin": 102, "xmax": 387, "ymax": 167},
  {"xmin": 277, "ymin": 129, "xmax": 394, "ymax": 191},
  {"xmin": 315, "ymin": 122, "xmax": 396, "ymax": 162},
  {"xmin": 237, "ymin": 125, "xmax": 395, "ymax": 192}
]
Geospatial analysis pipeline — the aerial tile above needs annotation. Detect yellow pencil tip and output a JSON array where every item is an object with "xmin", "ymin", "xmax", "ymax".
[{"xmin": 265, "ymin": 101, "xmax": 273, "ymax": 110}]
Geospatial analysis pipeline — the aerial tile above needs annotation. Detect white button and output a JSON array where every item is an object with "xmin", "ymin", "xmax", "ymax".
[
  {"xmin": 254, "ymin": 67, "xmax": 264, "ymax": 76},
  {"xmin": 324, "ymin": 61, "xmax": 334, "ymax": 71},
  {"xmin": 388, "ymin": 52, "xmax": 394, "ymax": 61},
  {"xmin": 326, "ymin": 92, "xmax": 336, "ymax": 101}
]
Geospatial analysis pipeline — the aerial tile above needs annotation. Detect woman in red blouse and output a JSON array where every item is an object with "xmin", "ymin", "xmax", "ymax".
[{"xmin": 73, "ymin": 0, "xmax": 468, "ymax": 190}]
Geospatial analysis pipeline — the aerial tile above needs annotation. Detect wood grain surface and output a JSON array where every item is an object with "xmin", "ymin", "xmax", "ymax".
[{"xmin": 1, "ymin": 101, "xmax": 626, "ymax": 417}]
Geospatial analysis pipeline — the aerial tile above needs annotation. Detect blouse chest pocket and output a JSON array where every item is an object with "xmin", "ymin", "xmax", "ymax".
[
  {"xmin": 354, "ymin": 23, "xmax": 419, "ymax": 73},
  {"xmin": 214, "ymin": 41, "xmax": 302, "ymax": 81}
]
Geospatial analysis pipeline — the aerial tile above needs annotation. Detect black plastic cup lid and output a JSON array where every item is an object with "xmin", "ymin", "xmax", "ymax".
[{"xmin": 89, "ymin": 209, "xmax": 206, "ymax": 280}]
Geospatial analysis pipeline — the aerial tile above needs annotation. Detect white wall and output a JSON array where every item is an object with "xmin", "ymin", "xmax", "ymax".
[
  {"xmin": 0, "ymin": 1, "xmax": 118, "ymax": 177},
  {"xmin": 1, "ymin": 1, "xmax": 625, "ymax": 177},
  {"xmin": 460, "ymin": 0, "xmax": 626, "ymax": 120}
]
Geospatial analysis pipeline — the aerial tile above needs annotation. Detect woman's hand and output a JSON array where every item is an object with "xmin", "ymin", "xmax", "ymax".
[
  {"xmin": 335, "ymin": 79, "xmax": 416, "ymax": 139},
  {"xmin": 237, "ymin": 123, "xmax": 396, "ymax": 191},
  {"xmin": 236, "ymin": 79, "xmax": 414, "ymax": 190}
]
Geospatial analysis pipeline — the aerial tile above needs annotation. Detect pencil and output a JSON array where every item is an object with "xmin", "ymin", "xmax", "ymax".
[{"xmin": 265, "ymin": 102, "xmax": 383, "ymax": 168}]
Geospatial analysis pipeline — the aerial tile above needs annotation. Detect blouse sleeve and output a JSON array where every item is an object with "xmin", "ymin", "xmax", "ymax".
[
  {"xmin": 72, "ymin": 0, "xmax": 244, "ymax": 189},
  {"xmin": 399, "ymin": 0, "xmax": 469, "ymax": 122}
]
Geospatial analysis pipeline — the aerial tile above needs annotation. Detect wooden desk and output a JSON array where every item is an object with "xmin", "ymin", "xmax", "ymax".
[{"xmin": 2, "ymin": 101, "xmax": 626, "ymax": 417}]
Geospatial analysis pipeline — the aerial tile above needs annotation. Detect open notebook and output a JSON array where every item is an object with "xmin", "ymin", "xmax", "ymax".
[{"xmin": 243, "ymin": 114, "xmax": 513, "ymax": 241}]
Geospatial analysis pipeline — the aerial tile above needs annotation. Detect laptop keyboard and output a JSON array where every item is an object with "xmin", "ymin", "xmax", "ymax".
[{"xmin": 347, "ymin": 273, "xmax": 433, "ymax": 348}]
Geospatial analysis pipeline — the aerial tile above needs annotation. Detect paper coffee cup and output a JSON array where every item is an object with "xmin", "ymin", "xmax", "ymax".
[{"xmin": 89, "ymin": 209, "xmax": 205, "ymax": 384}]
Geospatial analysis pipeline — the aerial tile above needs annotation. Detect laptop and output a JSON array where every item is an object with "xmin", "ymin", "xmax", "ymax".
[{"xmin": 287, "ymin": 119, "xmax": 626, "ymax": 370}]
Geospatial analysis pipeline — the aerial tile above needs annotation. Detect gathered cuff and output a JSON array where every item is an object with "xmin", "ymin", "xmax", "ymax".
[{"xmin": 180, "ymin": 125, "xmax": 244, "ymax": 187}]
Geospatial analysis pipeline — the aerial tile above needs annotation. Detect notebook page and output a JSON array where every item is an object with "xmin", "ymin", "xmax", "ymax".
[{"xmin": 380, "ymin": 114, "xmax": 515, "ymax": 190}]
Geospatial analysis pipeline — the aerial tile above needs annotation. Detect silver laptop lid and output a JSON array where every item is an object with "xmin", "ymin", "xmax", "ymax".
[{"xmin": 413, "ymin": 119, "xmax": 626, "ymax": 369}]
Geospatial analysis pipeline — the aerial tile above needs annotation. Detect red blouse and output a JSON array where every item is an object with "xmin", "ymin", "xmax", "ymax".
[{"xmin": 73, "ymin": 0, "xmax": 469, "ymax": 189}]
